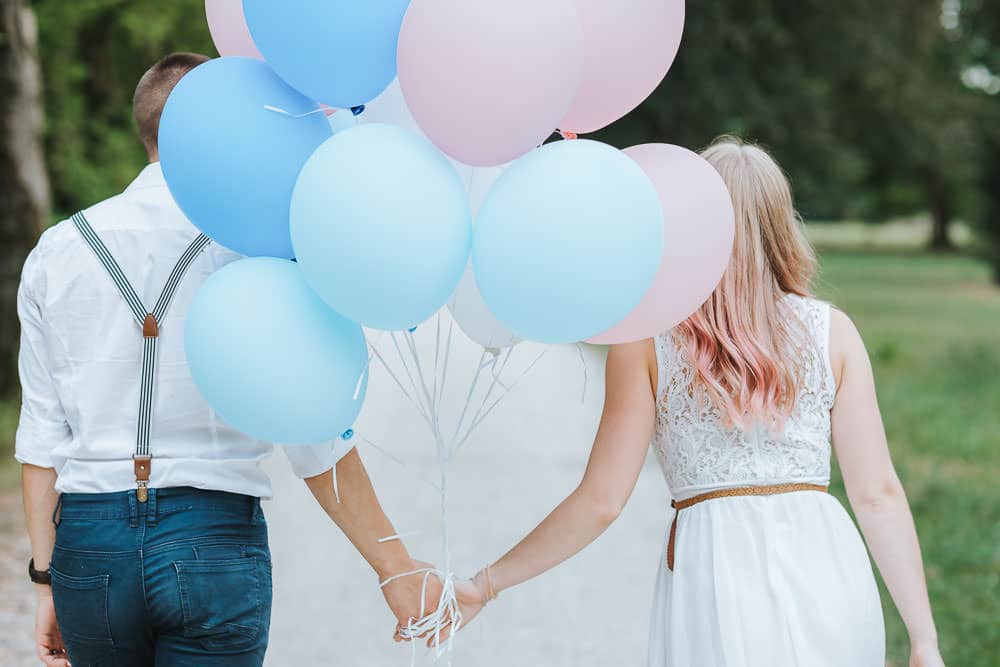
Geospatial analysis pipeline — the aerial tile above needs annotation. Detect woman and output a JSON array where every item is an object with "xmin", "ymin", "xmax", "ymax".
[{"xmin": 453, "ymin": 138, "xmax": 945, "ymax": 666}]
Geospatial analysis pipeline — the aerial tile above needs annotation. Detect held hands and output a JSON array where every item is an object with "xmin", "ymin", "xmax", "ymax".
[
  {"xmin": 35, "ymin": 589, "xmax": 70, "ymax": 667},
  {"xmin": 383, "ymin": 564, "xmax": 498, "ymax": 648},
  {"xmin": 380, "ymin": 560, "xmax": 444, "ymax": 642}
]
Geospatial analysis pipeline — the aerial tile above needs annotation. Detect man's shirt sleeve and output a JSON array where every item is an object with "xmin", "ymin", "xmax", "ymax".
[
  {"xmin": 281, "ymin": 438, "xmax": 356, "ymax": 479},
  {"xmin": 15, "ymin": 244, "xmax": 73, "ymax": 468}
]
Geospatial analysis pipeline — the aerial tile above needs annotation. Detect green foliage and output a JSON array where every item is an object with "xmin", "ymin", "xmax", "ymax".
[
  {"xmin": 958, "ymin": 0, "xmax": 1000, "ymax": 281},
  {"xmin": 33, "ymin": 0, "xmax": 215, "ymax": 218},
  {"xmin": 816, "ymin": 251, "xmax": 1000, "ymax": 667},
  {"xmin": 596, "ymin": 0, "xmax": 984, "ymax": 226}
]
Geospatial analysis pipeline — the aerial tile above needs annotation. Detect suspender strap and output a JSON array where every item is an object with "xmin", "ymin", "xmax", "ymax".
[
  {"xmin": 73, "ymin": 211, "xmax": 210, "ymax": 501},
  {"xmin": 72, "ymin": 213, "xmax": 147, "ymax": 325}
]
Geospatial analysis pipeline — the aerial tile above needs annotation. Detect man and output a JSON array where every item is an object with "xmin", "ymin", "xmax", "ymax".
[{"xmin": 16, "ymin": 52, "xmax": 438, "ymax": 666}]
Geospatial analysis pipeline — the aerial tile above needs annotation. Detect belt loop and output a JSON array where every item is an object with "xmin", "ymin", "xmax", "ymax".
[
  {"xmin": 51, "ymin": 494, "xmax": 64, "ymax": 528},
  {"xmin": 248, "ymin": 497, "xmax": 259, "ymax": 526},
  {"xmin": 146, "ymin": 488, "xmax": 158, "ymax": 526},
  {"xmin": 128, "ymin": 490, "xmax": 139, "ymax": 529}
]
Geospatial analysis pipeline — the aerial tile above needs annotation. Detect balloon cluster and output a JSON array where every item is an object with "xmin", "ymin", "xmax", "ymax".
[{"xmin": 170, "ymin": 0, "xmax": 734, "ymax": 445}]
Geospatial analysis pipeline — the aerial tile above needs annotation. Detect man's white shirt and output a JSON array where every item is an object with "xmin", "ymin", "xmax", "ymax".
[{"xmin": 15, "ymin": 163, "xmax": 353, "ymax": 496}]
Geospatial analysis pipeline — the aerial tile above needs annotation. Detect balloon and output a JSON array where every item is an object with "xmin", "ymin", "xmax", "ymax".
[
  {"xmin": 590, "ymin": 145, "xmax": 735, "ymax": 344},
  {"xmin": 291, "ymin": 124, "xmax": 472, "ymax": 331},
  {"xmin": 561, "ymin": 0, "xmax": 685, "ymax": 134},
  {"xmin": 185, "ymin": 258, "xmax": 368, "ymax": 445},
  {"xmin": 205, "ymin": 0, "xmax": 262, "ymax": 59},
  {"xmin": 159, "ymin": 57, "xmax": 331, "ymax": 258},
  {"xmin": 397, "ymin": 0, "xmax": 584, "ymax": 166},
  {"xmin": 447, "ymin": 163, "xmax": 519, "ymax": 349},
  {"xmin": 473, "ymin": 140, "xmax": 664, "ymax": 344},
  {"xmin": 448, "ymin": 265, "xmax": 521, "ymax": 349},
  {"xmin": 243, "ymin": 0, "xmax": 410, "ymax": 108},
  {"xmin": 362, "ymin": 79, "xmax": 474, "ymax": 190}
]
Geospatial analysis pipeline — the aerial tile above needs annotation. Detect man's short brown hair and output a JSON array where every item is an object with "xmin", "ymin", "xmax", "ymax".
[{"xmin": 133, "ymin": 52, "xmax": 210, "ymax": 156}]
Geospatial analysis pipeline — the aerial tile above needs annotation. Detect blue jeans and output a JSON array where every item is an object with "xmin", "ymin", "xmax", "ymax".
[{"xmin": 50, "ymin": 487, "xmax": 272, "ymax": 666}]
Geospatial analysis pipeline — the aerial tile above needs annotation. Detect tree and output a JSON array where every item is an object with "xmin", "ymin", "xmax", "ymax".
[
  {"xmin": 959, "ymin": 0, "xmax": 1000, "ymax": 282},
  {"xmin": 33, "ymin": 0, "xmax": 214, "ymax": 215},
  {"xmin": 0, "ymin": 0, "xmax": 49, "ymax": 396},
  {"xmin": 598, "ymin": 0, "xmax": 980, "ymax": 246}
]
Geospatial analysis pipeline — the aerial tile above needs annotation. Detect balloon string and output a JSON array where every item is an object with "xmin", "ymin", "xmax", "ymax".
[
  {"xmin": 369, "ymin": 341, "xmax": 430, "ymax": 425},
  {"xmin": 368, "ymin": 324, "xmax": 546, "ymax": 664},
  {"xmin": 263, "ymin": 104, "xmax": 329, "ymax": 118},
  {"xmin": 449, "ymin": 347, "xmax": 490, "ymax": 446},
  {"xmin": 576, "ymin": 343, "xmax": 589, "ymax": 405},
  {"xmin": 455, "ymin": 348, "xmax": 549, "ymax": 453},
  {"xmin": 358, "ymin": 433, "xmax": 441, "ymax": 492},
  {"xmin": 432, "ymin": 314, "xmax": 442, "ymax": 412},
  {"xmin": 437, "ymin": 318, "xmax": 456, "ymax": 416},
  {"xmin": 455, "ymin": 348, "xmax": 514, "ymax": 447}
]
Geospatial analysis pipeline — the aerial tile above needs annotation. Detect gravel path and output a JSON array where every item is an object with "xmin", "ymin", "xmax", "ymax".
[{"xmin": 0, "ymin": 337, "xmax": 673, "ymax": 666}]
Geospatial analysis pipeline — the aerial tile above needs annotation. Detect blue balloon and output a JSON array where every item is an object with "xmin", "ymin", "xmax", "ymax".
[
  {"xmin": 185, "ymin": 258, "xmax": 368, "ymax": 445},
  {"xmin": 160, "ymin": 57, "xmax": 331, "ymax": 258},
  {"xmin": 291, "ymin": 124, "xmax": 472, "ymax": 331},
  {"xmin": 243, "ymin": 0, "xmax": 411, "ymax": 108},
  {"xmin": 473, "ymin": 140, "xmax": 664, "ymax": 344}
]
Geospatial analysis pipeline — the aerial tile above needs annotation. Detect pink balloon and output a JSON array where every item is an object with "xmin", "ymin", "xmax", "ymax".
[
  {"xmin": 205, "ymin": 0, "xmax": 262, "ymax": 59},
  {"xmin": 397, "ymin": 0, "xmax": 584, "ymax": 167},
  {"xmin": 561, "ymin": 0, "xmax": 685, "ymax": 134},
  {"xmin": 589, "ymin": 144, "xmax": 735, "ymax": 345}
]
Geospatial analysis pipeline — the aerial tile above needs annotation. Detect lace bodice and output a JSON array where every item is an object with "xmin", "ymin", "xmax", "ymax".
[{"xmin": 652, "ymin": 295, "xmax": 836, "ymax": 499}]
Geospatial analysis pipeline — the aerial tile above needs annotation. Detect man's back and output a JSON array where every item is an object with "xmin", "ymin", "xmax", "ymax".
[{"xmin": 16, "ymin": 163, "xmax": 335, "ymax": 496}]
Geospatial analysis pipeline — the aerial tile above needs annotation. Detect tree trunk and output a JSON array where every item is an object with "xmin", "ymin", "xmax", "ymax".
[
  {"xmin": 925, "ymin": 171, "xmax": 955, "ymax": 251},
  {"xmin": 0, "ymin": 0, "xmax": 49, "ymax": 397}
]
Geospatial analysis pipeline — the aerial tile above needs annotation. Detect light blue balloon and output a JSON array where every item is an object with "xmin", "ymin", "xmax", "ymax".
[
  {"xmin": 473, "ymin": 140, "xmax": 664, "ymax": 344},
  {"xmin": 185, "ymin": 258, "xmax": 368, "ymax": 445},
  {"xmin": 291, "ymin": 124, "xmax": 472, "ymax": 331},
  {"xmin": 160, "ymin": 57, "xmax": 331, "ymax": 258},
  {"xmin": 243, "ymin": 0, "xmax": 411, "ymax": 108}
]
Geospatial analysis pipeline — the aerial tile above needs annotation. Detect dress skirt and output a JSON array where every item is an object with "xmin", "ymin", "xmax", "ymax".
[{"xmin": 648, "ymin": 490, "xmax": 885, "ymax": 667}]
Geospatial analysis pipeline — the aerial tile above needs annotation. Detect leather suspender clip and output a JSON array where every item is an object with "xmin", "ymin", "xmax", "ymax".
[
  {"xmin": 142, "ymin": 313, "xmax": 159, "ymax": 338},
  {"xmin": 134, "ymin": 455, "xmax": 152, "ymax": 502}
]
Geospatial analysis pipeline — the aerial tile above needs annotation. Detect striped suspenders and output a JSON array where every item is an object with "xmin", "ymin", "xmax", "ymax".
[{"xmin": 72, "ymin": 211, "xmax": 211, "ymax": 501}]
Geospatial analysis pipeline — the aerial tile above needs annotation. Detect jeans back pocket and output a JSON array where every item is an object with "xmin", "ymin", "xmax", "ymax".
[
  {"xmin": 50, "ymin": 567, "xmax": 114, "ymax": 663},
  {"xmin": 174, "ymin": 556, "xmax": 270, "ymax": 651}
]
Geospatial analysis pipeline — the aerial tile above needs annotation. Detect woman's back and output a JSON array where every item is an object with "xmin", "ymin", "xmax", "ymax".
[{"xmin": 652, "ymin": 294, "xmax": 835, "ymax": 500}]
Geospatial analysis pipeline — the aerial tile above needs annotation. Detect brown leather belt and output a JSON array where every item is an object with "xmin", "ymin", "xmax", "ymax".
[{"xmin": 667, "ymin": 482, "xmax": 829, "ymax": 570}]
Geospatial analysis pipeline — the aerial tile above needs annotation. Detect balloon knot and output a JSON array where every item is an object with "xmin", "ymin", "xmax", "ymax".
[
  {"xmin": 558, "ymin": 130, "xmax": 578, "ymax": 141},
  {"xmin": 341, "ymin": 428, "xmax": 355, "ymax": 441},
  {"xmin": 408, "ymin": 326, "xmax": 418, "ymax": 333},
  {"xmin": 350, "ymin": 105, "xmax": 366, "ymax": 117}
]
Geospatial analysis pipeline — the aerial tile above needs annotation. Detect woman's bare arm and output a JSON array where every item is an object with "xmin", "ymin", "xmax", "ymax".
[
  {"xmin": 454, "ymin": 341, "xmax": 658, "ymax": 631},
  {"xmin": 829, "ymin": 309, "xmax": 943, "ymax": 666}
]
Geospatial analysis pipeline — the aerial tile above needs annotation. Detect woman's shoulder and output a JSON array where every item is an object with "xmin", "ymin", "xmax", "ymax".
[{"xmin": 826, "ymin": 304, "xmax": 868, "ymax": 390}]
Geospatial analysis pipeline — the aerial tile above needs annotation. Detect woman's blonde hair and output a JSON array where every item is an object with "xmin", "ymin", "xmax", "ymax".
[{"xmin": 677, "ymin": 136, "xmax": 818, "ymax": 427}]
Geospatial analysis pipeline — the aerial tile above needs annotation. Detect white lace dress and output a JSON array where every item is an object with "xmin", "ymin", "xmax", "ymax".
[{"xmin": 648, "ymin": 296, "xmax": 885, "ymax": 667}]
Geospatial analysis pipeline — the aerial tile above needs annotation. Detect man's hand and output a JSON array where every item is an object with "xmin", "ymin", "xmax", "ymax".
[
  {"xmin": 420, "ymin": 577, "xmax": 486, "ymax": 647},
  {"xmin": 381, "ymin": 560, "xmax": 443, "ymax": 642},
  {"xmin": 35, "ymin": 590, "xmax": 69, "ymax": 666}
]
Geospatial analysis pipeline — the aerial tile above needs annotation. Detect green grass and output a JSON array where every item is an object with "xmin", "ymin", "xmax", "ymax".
[
  {"xmin": 0, "ymin": 400, "xmax": 19, "ymax": 490},
  {"xmin": 816, "ymin": 252, "xmax": 1000, "ymax": 667}
]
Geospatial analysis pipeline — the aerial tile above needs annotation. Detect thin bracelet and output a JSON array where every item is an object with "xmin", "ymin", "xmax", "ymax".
[{"xmin": 477, "ymin": 566, "xmax": 500, "ymax": 604}]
